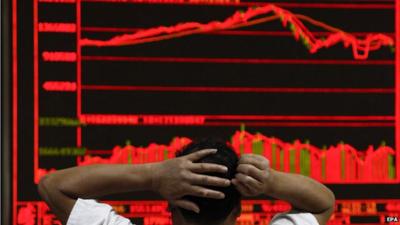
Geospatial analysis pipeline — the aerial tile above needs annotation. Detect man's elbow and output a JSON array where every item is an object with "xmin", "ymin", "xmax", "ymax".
[
  {"xmin": 38, "ymin": 175, "xmax": 48, "ymax": 198},
  {"xmin": 327, "ymin": 188, "xmax": 336, "ymax": 209},
  {"xmin": 323, "ymin": 188, "xmax": 336, "ymax": 215},
  {"xmin": 38, "ymin": 174, "xmax": 57, "ymax": 200},
  {"xmin": 313, "ymin": 188, "xmax": 335, "ymax": 225},
  {"xmin": 317, "ymin": 186, "xmax": 335, "ymax": 214}
]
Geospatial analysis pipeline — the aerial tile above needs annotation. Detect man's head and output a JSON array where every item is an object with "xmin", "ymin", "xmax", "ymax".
[{"xmin": 171, "ymin": 138, "xmax": 241, "ymax": 225}]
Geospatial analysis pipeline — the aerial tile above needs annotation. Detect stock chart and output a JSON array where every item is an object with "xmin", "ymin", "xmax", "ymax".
[{"xmin": 10, "ymin": 0, "xmax": 400, "ymax": 224}]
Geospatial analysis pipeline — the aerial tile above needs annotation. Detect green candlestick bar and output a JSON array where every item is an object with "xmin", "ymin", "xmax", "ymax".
[
  {"xmin": 300, "ymin": 149, "xmax": 310, "ymax": 177},
  {"xmin": 388, "ymin": 155, "xmax": 395, "ymax": 179}
]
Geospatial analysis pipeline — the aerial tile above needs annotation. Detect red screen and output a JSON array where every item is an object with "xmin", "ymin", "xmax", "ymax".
[{"xmin": 11, "ymin": 0, "xmax": 400, "ymax": 224}]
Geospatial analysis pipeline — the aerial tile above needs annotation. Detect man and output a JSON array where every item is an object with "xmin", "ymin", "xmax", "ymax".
[{"xmin": 38, "ymin": 139, "xmax": 335, "ymax": 225}]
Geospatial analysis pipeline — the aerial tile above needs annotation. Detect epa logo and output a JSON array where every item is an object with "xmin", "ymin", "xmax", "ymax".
[{"xmin": 386, "ymin": 216, "xmax": 399, "ymax": 223}]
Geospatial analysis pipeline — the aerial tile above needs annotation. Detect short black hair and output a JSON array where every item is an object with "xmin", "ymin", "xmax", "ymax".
[{"xmin": 175, "ymin": 138, "xmax": 241, "ymax": 224}]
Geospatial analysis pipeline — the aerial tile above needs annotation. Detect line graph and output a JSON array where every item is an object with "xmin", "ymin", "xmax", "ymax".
[
  {"xmin": 32, "ymin": 0, "xmax": 399, "ymax": 182},
  {"xmin": 82, "ymin": 27, "xmax": 395, "ymax": 38},
  {"xmin": 32, "ymin": 1, "xmax": 398, "ymax": 185},
  {"xmin": 80, "ymin": 4, "xmax": 394, "ymax": 60}
]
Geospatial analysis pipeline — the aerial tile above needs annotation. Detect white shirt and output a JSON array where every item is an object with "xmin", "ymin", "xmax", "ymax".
[{"xmin": 67, "ymin": 199, "xmax": 319, "ymax": 225}]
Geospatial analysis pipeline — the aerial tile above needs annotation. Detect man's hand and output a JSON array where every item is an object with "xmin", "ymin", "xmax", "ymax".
[
  {"xmin": 231, "ymin": 154, "xmax": 272, "ymax": 196},
  {"xmin": 152, "ymin": 149, "xmax": 231, "ymax": 213},
  {"xmin": 232, "ymin": 154, "xmax": 335, "ymax": 225}
]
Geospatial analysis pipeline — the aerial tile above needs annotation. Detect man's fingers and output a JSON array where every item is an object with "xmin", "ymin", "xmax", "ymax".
[
  {"xmin": 232, "ymin": 179, "xmax": 253, "ymax": 196},
  {"xmin": 172, "ymin": 199, "xmax": 200, "ymax": 213},
  {"xmin": 235, "ymin": 173, "xmax": 263, "ymax": 191},
  {"xmin": 185, "ymin": 149, "xmax": 217, "ymax": 161},
  {"xmin": 187, "ymin": 186, "xmax": 225, "ymax": 199},
  {"xmin": 189, "ymin": 163, "xmax": 228, "ymax": 174},
  {"xmin": 188, "ymin": 173, "xmax": 230, "ymax": 187},
  {"xmin": 237, "ymin": 164, "xmax": 265, "ymax": 182},
  {"xmin": 239, "ymin": 155, "xmax": 269, "ymax": 170}
]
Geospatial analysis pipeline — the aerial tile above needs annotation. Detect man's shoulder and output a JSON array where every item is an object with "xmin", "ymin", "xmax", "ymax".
[
  {"xmin": 67, "ymin": 199, "xmax": 133, "ymax": 225},
  {"xmin": 270, "ymin": 211, "xmax": 320, "ymax": 225}
]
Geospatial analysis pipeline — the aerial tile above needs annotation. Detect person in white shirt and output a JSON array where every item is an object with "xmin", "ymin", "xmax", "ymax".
[{"xmin": 38, "ymin": 139, "xmax": 335, "ymax": 225}]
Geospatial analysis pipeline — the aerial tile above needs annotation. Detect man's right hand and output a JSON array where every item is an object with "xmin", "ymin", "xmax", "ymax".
[
  {"xmin": 151, "ymin": 149, "xmax": 231, "ymax": 213},
  {"xmin": 232, "ymin": 154, "xmax": 335, "ymax": 225},
  {"xmin": 232, "ymin": 154, "xmax": 273, "ymax": 196}
]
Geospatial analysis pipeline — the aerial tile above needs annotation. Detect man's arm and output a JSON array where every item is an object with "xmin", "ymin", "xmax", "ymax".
[
  {"xmin": 38, "ymin": 149, "xmax": 231, "ymax": 225},
  {"xmin": 266, "ymin": 169, "xmax": 335, "ymax": 225},
  {"xmin": 232, "ymin": 154, "xmax": 335, "ymax": 225},
  {"xmin": 38, "ymin": 164, "xmax": 154, "ymax": 224}
]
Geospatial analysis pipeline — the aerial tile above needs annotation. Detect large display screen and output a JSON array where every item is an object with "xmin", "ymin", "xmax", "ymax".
[{"xmin": 10, "ymin": 0, "xmax": 400, "ymax": 224}]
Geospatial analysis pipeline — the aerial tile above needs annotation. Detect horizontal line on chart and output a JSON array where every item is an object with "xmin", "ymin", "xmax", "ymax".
[
  {"xmin": 82, "ymin": 85, "xmax": 394, "ymax": 93},
  {"xmin": 78, "ymin": 114, "xmax": 395, "ymax": 121},
  {"xmin": 81, "ymin": 28, "xmax": 395, "ymax": 38},
  {"xmin": 82, "ymin": 56, "xmax": 395, "ymax": 65},
  {"xmin": 181, "ymin": 121, "xmax": 395, "ymax": 127},
  {"xmin": 191, "ymin": 114, "xmax": 395, "ymax": 121},
  {"xmin": 79, "ymin": 121, "xmax": 394, "ymax": 127},
  {"xmin": 76, "ymin": 114, "xmax": 395, "ymax": 126},
  {"xmin": 80, "ymin": 0, "xmax": 394, "ymax": 9}
]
